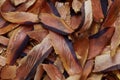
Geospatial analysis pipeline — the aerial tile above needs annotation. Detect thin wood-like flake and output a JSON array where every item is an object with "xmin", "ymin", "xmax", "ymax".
[
  {"xmin": 0, "ymin": 0, "xmax": 119, "ymax": 79},
  {"xmin": 39, "ymin": 13, "xmax": 74, "ymax": 35},
  {"xmin": 102, "ymin": 0, "xmax": 120, "ymax": 27},
  {"xmin": 6, "ymin": 26, "xmax": 33, "ymax": 65},
  {"xmin": 42, "ymin": 64, "xmax": 65, "ymax": 80},
  {"xmin": 91, "ymin": 0, "xmax": 104, "ymax": 22},
  {"xmin": 94, "ymin": 48, "xmax": 120, "ymax": 72},
  {"xmin": 49, "ymin": 31, "xmax": 82, "ymax": 76},
  {"xmin": 80, "ymin": 0, "xmax": 93, "ymax": 33},
  {"xmin": 15, "ymin": 35, "xmax": 53, "ymax": 80},
  {"xmin": 88, "ymin": 27, "xmax": 114, "ymax": 59},
  {"xmin": 110, "ymin": 12, "xmax": 120, "ymax": 56},
  {"xmin": 1, "ymin": 12, "xmax": 39, "ymax": 24},
  {"xmin": 74, "ymin": 36, "xmax": 89, "ymax": 67}
]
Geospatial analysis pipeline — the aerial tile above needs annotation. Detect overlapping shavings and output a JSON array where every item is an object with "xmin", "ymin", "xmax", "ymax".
[
  {"xmin": 110, "ymin": 12, "xmax": 120, "ymax": 56},
  {"xmin": 34, "ymin": 64, "xmax": 44, "ymax": 80},
  {"xmin": 102, "ymin": 0, "xmax": 120, "ymax": 27},
  {"xmin": 88, "ymin": 27, "xmax": 114, "ymax": 59},
  {"xmin": 26, "ymin": 25, "xmax": 49, "ymax": 43},
  {"xmin": 0, "ymin": 0, "xmax": 120, "ymax": 80},
  {"xmin": 80, "ymin": 60, "xmax": 94, "ymax": 80},
  {"xmin": 39, "ymin": 13, "xmax": 74, "ymax": 35},
  {"xmin": 42, "ymin": 64, "xmax": 65, "ymax": 80},
  {"xmin": 55, "ymin": 2, "xmax": 71, "ymax": 26},
  {"xmin": 93, "ymin": 47, "xmax": 120, "ymax": 72},
  {"xmin": 73, "ymin": 34, "xmax": 89, "ymax": 67},
  {"xmin": 15, "ymin": 35, "xmax": 52, "ymax": 80},
  {"xmin": 6, "ymin": 26, "xmax": 33, "ymax": 65},
  {"xmin": 49, "ymin": 31, "xmax": 82, "ymax": 76}
]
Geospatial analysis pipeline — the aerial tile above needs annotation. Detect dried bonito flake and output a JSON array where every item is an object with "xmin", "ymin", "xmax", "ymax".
[
  {"xmin": 94, "ymin": 48, "xmax": 120, "ymax": 72},
  {"xmin": 42, "ymin": 64, "xmax": 65, "ymax": 80},
  {"xmin": 39, "ymin": 13, "xmax": 74, "ymax": 35},
  {"xmin": 88, "ymin": 27, "xmax": 114, "ymax": 59},
  {"xmin": 55, "ymin": 2, "xmax": 70, "ymax": 20},
  {"xmin": 74, "ymin": 36, "xmax": 89, "ymax": 67},
  {"xmin": 102, "ymin": 0, "xmax": 120, "ymax": 27},
  {"xmin": 34, "ymin": 64, "xmax": 44, "ymax": 80},
  {"xmin": 80, "ymin": 0, "xmax": 93, "ymax": 33},
  {"xmin": 80, "ymin": 60, "xmax": 94, "ymax": 80},
  {"xmin": 110, "ymin": 12, "xmax": 120, "ymax": 56},
  {"xmin": 91, "ymin": 0, "xmax": 104, "ymax": 22},
  {"xmin": 1, "ymin": 12, "xmax": 39, "ymax": 24},
  {"xmin": 0, "ymin": 23, "xmax": 19, "ymax": 35},
  {"xmin": 27, "ymin": 25, "xmax": 48, "ymax": 43},
  {"xmin": 6, "ymin": 26, "xmax": 33, "ymax": 65},
  {"xmin": 15, "ymin": 35, "xmax": 53, "ymax": 80},
  {"xmin": 49, "ymin": 31, "xmax": 82, "ymax": 76},
  {"xmin": 0, "ymin": 0, "xmax": 120, "ymax": 80}
]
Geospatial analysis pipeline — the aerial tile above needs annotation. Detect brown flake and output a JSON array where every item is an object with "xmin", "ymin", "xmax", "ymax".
[
  {"xmin": 49, "ymin": 31, "xmax": 82, "ymax": 76},
  {"xmin": 15, "ymin": 35, "xmax": 53, "ymax": 80},
  {"xmin": 1, "ymin": 65, "xmax": 17, "ymax": 79},
  {"xmin": 6, "ymin": 26, "xmax": 33, "ymax": 65}
]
